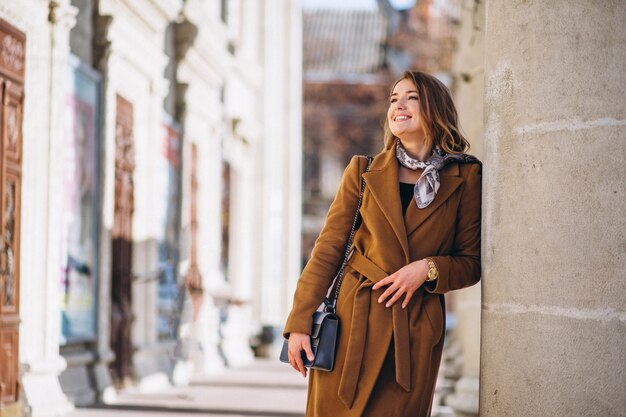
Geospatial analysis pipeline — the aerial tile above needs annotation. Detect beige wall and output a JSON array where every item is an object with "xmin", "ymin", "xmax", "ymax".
[{"xmin": 481, "ymin": 1, "xmax": 626, "ymax": 416}]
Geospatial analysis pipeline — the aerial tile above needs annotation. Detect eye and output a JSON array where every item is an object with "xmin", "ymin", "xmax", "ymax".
[
  {"xmin": 409, "ymin": 95, "xmax": 419, "ymax": 100},
  {"xmin": 389, "ymin": 98, "xmax": 397, "ymax": 103}
]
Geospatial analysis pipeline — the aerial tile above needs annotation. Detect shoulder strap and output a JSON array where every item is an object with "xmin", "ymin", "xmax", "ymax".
[{"xmin": 324, "ymin": 155, "xmax": 373, "ymax": 313}]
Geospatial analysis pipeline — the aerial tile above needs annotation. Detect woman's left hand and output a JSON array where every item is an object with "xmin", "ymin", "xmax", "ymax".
[{"xmin": 372, "ymin": 259, "xmax": 429, "ymax": 309}]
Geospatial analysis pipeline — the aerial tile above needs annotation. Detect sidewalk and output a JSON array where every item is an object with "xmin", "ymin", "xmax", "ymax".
[{"xmin": 67, "ymin": 359, "xmax": 307, "ymax": 417}]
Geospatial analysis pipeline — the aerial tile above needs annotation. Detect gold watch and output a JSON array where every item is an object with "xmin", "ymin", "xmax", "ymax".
[{"xmin": 425, "ymin": 258, "xmax": 439, "ymax": 282}]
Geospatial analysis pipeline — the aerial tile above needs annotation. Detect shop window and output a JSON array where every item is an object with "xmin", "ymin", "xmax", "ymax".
[{"xmin": 60, "ymin": 56, "xmax": 101, "ymax": 344}]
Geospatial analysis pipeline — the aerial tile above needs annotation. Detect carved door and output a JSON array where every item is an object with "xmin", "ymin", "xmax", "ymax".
[
  {"xmin": 110, "ymin": 94, "xmax": 135, "ymax": 384},
  {"xmin": 0, "ymin": 18, "xmax": 25, "ymax": 415}
]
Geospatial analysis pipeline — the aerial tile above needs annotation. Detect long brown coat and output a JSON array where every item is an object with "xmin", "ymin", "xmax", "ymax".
[{"xmin": 284, "ymin": 143, "xmax": 481, "ymax": 417}]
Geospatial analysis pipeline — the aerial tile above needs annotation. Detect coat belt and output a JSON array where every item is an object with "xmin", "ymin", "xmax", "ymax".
[{"xmin": 337, "ymin": 249, "xmax": 411, "ymax": 408}]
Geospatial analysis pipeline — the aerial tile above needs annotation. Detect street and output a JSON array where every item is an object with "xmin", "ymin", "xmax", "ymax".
[{"xmin": 67, "ymin": 360, "xmax": 306, "ymax": 417}]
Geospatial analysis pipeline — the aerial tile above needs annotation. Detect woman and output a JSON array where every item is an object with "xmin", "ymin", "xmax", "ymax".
[{"xmin": 284, "ymin": 71, "xmax": 481, "ymax": 417}]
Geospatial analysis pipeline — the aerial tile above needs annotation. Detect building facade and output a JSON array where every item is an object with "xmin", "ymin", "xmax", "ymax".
[{"xmin": 0, "ymin": 0, "xmax": 302, "ymax": 416}]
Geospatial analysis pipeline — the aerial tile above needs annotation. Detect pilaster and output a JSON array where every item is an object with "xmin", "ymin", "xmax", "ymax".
[
  {"xmin": 14, "ymin": 0, "xmax": 77, "ymax": 415},
  {"xmin": 173, "ymin": 11, "xmax": 228, "ymax": 377},
  {"xmin": 481, "ymin": 2, "xmax": 626, "ymax": 416}
]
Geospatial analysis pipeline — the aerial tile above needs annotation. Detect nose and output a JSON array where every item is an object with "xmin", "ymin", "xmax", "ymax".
[{"xmin": 392, "ymin": 100, "xmax": 406, "ymax": 110}]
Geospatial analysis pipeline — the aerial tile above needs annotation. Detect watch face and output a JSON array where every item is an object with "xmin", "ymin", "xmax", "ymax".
[{"xmin": 427, "ymin": 268, "xmax": 437, "ymax": 281}]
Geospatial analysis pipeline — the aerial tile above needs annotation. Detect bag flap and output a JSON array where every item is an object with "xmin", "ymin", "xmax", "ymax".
[
  {"xmin": 311, "ymin": 323, "xmax": 322, "ymax": 339},
  {"xmin": 310, "ymin": 311, "xmax": 337, "ymax": 339}
]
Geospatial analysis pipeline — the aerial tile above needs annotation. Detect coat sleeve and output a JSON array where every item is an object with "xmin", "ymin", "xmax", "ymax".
[
  {"xmin": 426, "ymin": 162, "xmax": 482, "ymax": 294},
  {"xmin": 283, "ymin": 155, "xmax": 365, "ymax": 338}
]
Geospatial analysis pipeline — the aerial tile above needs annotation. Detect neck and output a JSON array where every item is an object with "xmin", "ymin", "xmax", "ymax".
[{"xmin": 399, "ymin": 138, "xmax": 432, "ymax": 162}]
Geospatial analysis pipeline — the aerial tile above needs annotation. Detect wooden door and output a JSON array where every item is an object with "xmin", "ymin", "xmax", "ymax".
[
  {"xmin": 185, "ymin": 144, "xmax": 203, "ymax": 320},
  {"xmin": 0, "ymin": 18, "xmax": 25, "ymax": 415},
  {"xmin": 110, "ymin": 94, "xmax": 135, "ymax": 385}
]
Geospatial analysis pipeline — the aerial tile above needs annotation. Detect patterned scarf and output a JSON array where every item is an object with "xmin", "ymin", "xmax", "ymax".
[{"xmin": 396, "ymin": 140, "xmax": 480, "ymax": 208}]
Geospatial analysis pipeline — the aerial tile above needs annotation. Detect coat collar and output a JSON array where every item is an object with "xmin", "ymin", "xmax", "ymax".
[{"xmin": 363, "ymin": 144, "xmax": 463, "ymax": 259}]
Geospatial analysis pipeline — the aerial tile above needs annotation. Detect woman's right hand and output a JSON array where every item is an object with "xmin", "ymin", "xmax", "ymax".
[{"xmin": 287, "ymin": 332, "xmax": 315, "ymax": 378}]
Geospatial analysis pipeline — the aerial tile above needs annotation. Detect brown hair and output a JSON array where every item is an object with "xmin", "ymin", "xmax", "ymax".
[{"xmin": 383, "ymin": 71, "xmax": 470, "ymax": 154}]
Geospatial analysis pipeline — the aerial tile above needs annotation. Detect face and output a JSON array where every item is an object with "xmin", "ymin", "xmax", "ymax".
[{"xmin": 387, "ymin": 78, "xmax": 423, "ymax": 141}]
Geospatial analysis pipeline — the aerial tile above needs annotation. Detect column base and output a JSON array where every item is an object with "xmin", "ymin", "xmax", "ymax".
[
  {"xmin": 446, "ymin": 376, "xmax": 479, "ymax": 417},
  {"xmin": 133, "ymin": 341, "xmax": 175, "ymax": 392},
  {"xmin": 59, "ymin": 348, "xmax": 97, "ymax": 406},
  {"xmin": 220, "ymin": 306, "xmax": 255, "ymax": 368},
  {"xmin": 21, "ymin": 357, "xmax": 74, "ymax": 417}
]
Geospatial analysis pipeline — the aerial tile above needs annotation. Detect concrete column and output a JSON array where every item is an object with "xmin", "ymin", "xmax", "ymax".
[
  {"xmin": 174, "ymin": 0, "xmax": 232, "ymax": 377},
  {"xmin": 446, "ymin": 1, "xmax": 485, "ymax": 416},
  {"xmin": 481, "ymin": 2, "xmax": 626, "ymax": 417},
  {"xmin": 16, "ymin": 0, "xmax": 77, "ymax": 415},
  {"xmin": 258, "ymin": 0, "xmax": 303, "ymax": 359}
]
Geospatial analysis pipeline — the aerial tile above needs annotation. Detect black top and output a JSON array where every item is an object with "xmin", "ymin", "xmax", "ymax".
[{"xmin": 400, "ymin": 182, "xmax": 414, "ymax": 215}]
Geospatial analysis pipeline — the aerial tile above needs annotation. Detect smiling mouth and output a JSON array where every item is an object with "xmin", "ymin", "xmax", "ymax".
[{"xmin": 394, "ymin": 115, "xmax": 411, "ymax": 121}]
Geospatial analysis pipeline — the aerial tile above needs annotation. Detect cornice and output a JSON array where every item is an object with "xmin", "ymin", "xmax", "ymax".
[
  {"xmin": 176, "ymin": 25, "xmax": 233, "ymax": 87},
  {"xmin": 108, "ymin": 17, "xmax": 169, "ymax": 82},
  {"xmin": 147, "ymin": 0, "xmax": 181, "ymax": 21},
  {"xmin": 0, "ymin": 1, "xmax": 46, "ymax": 32},
  {"xmin": 177, "ymin": 47, "xmax": 225, "ymax": 88},
  {"xmin": 99, "ymin": 0, "xmax": 179, "ymax": 34}
]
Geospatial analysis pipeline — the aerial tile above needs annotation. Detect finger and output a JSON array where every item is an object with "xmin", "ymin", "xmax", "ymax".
[
  {"xmin": 378, "ymin": 284, "xmax": 398, "ymax": 303},
  {"xmin": 288, "ymin": 354, "xmax": 297, "ymax": 372},
  {"xmin": 372, "ymin": 275, "xmax": 393, "ymax": 290},
  {"xmin": 402, "ymin": 289, "xmax": 415, "ymax": 309},
  {"xmin": 302, "ymin": 338, "xmax": 315, "ymax": 362},
  {"xmin": 385, "ymin": 288, "xmax": 405, "ymax": 307},
  {"xmin": 288, "ymin": 349, "xmax": 299, "ymax": 372},
  {"xmin": 294, "ymin": 349, "xmax": 306, "ymax": 377}
]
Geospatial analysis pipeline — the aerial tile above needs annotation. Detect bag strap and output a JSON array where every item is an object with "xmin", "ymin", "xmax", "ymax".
[{"xmin": 324, "ymin": 155, "xmax": 373, "ymax": 313}]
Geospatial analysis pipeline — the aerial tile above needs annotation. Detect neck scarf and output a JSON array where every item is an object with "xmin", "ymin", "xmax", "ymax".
[{"xmin": 395, "ymin": 140, "xmax": 480, "ymax": 208}]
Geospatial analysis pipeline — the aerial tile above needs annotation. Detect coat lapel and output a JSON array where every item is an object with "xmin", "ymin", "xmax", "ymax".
[
  {"xmin": 362, "ymin": 147, "xmax": 410, "ymax": 261},
  {"xmin": 404, "ymin": 162, "xmax": 463, "ymax": 236}
]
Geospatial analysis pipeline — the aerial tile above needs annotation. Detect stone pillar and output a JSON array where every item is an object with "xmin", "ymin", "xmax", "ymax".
[
  {"xmin": 259, "ymin": 0, "xmax": 303, "ymax": 359},
  {"xmin": 16, "ymin": 0, "xmax": 77, "ymax": 415},
  {"xmin": 172, "ymin": 14, "xmax": 226, "ymax": 381},
  {"xmin": 481, "ymin": 2, "xmax": 626, "ymax": 417},
  {"xmin": 446, "ymin": 1, "xmax": 485, "ymax": 416}
]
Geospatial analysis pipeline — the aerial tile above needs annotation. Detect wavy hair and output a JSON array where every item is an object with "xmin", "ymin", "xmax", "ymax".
[{"xmin": 383, "ymin": 71, "xmax": 470, "ymax": 154}]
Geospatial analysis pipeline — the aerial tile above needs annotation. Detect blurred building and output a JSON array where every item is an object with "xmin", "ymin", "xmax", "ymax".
[
  {"xmin": 301, "ymin": 7, "xmax": 390, "ymax": 263},
  {"xmin": 300, "ymin": 0, "xmax": 463, "ymax": 266},
  {"xmin": 0, "ymin": 0, "xmax": 302, "ymax": 416}
]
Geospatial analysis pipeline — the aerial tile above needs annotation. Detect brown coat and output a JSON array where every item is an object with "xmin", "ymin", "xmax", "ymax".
[{"xmin": 284, "ymin": 143, "xmax": 481, "ymax": 417}]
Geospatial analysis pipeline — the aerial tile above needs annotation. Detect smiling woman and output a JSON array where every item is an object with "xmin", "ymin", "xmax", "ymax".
[{"xmin": 284, "ymin": 71, "xmax": 481, "ymax": 417}]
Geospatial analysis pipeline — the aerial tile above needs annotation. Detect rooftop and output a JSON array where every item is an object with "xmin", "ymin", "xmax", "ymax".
[{"xmin": 303, "ymin": 9, "xmax": 389, "ymax": 79}]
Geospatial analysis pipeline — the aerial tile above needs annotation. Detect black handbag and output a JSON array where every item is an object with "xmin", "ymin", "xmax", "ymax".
[{"xmin": 280, "ymin": 156, "xmax": 372, "ymax": 371}]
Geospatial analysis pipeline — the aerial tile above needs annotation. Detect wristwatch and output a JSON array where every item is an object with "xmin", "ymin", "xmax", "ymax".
[{"xmin": 425, "ymin": 258, "xmax": 439, "ymax": 282}]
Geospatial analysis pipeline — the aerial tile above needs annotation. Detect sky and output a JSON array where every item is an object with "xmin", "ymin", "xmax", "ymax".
[{"xmin": 299, "ymin": 0, "xmax": 415, "ymax": 11}]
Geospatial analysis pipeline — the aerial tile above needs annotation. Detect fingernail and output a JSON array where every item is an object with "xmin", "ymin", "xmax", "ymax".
[
  {"xmin": 378, "ymin": 298, "xmax": 382, "ymax": 303},
  {"xmin": 308, "ymin": 356, "xmax": 314, "ymax": 361},
  {"xmin": 386, "ymin": 303, "xmax": 390, "ymax": 308}
]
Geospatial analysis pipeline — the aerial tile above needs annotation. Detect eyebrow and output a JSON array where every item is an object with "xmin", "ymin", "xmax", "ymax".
[{"xmin": 390, "ymin": 90, "xmax": 419, "ymax": 96}]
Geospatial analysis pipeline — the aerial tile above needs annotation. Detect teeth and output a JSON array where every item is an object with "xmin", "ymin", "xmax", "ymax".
[{"xmin": 395, "ymin": 116, "xmax": 410, "ymax": 121}]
